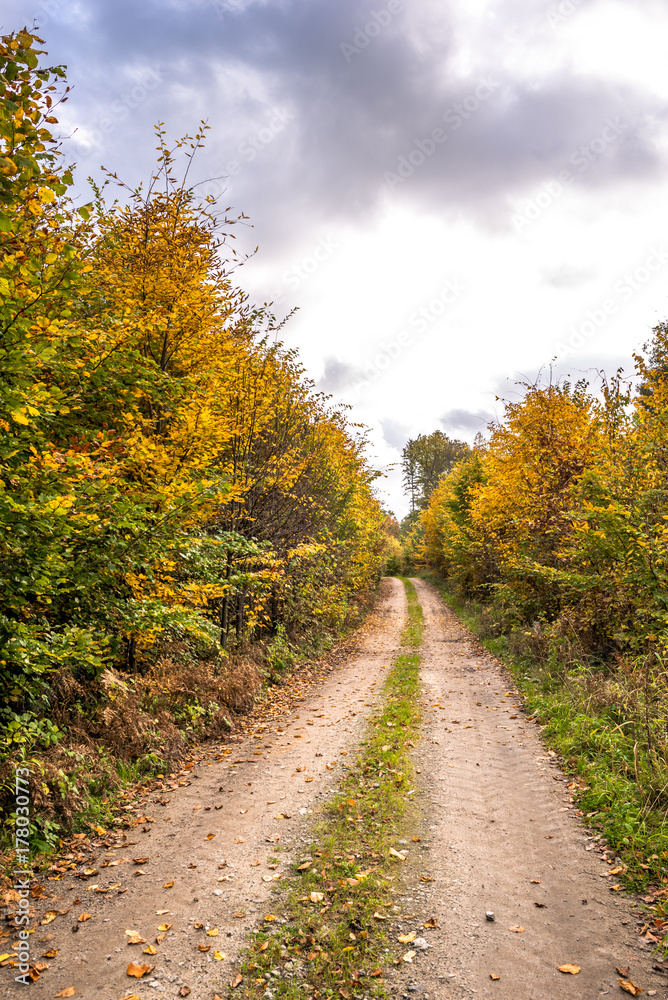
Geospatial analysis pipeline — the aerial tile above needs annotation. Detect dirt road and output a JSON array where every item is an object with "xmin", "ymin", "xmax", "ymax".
[
  {"xmin": 387, "ymin": 579, "xmax": 664, "ymax": 999},
  {"xmin": 4, "ymin": 577, "xmax": 667, "ymax": 998}
]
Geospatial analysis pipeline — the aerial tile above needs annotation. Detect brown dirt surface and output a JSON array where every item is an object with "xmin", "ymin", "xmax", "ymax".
[
  {"xmin": 385, "ymin": 579, "xmax": 667, "ymax": 999},
  {"xmin": 5, "ymin": 576, "xmax": 668, "ymax": 999},
  {"xmin": 0, "ymin": 578, "xmax": 406, "ymax": 999}
]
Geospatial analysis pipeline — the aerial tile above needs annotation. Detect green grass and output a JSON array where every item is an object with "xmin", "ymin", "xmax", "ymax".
[
  {"xmin": 427, "ymin": 573, "xmax": 668, "ymax": 899},
  {"xmin": 230, "ymin": 578, "xmax": 425, "ymax": 999}
]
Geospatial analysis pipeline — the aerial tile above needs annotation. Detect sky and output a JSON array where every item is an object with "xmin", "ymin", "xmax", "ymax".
[{"xmin": 4, "ymin": 0, "xmax": 668, "ymax": 516}]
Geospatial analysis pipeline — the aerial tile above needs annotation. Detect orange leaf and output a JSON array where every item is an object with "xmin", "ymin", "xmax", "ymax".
[
  {"xmin": 77, "ymin": 913, "xmax": 92, "ymax": 923},
  {"xmin": 126, "ymin": 963, "xmax": 153, "ymax": 978},
  {"xmin": 230, "ymin": 973, "xmax": 242, "ymax": 989},
  {"xmin": 619, "ymin": 979, "xmax": 642, "ymax": 996},
  {"xmin": 509, "ymin": 925, "xmax": 524, "ymax": 933},
  {"xmin": 558, "ymin": 965, "xmax": 581, "ymax": 975},
  {"xmin": 55, "ymin": 990, "xmax": 76, "ymax": 998},
  {"xmin": 489, "ymin": 973, "xmax": 500, "ymax": 980},
  {"xmin": 163, "ymin": 881, "xmax": 174, "ymax": 888}
]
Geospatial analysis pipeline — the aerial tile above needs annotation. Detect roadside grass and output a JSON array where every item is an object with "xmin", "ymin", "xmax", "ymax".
[
  {"xmin": 230, "ymin": 578, "xmax": 424, "ymax": 999},
  {"xmin": 426, "ymin": 573, "xmax": 668, "ymax": 900}
]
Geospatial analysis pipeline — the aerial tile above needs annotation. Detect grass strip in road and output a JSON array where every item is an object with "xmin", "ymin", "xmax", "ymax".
[{"xmin": 230, "ymin": 578, "xmax": 424, "ymax": 999}]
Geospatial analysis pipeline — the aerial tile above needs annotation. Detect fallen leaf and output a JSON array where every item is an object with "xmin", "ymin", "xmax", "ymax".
[
  {"xmin": 156, "ymin": 934, "xmax": 167, "ymax": 944},
  {"xmin": 398, "ymin": 932, "xmax": 416, "ymax": 944},
  {"xmin": 179, "ymin": 988, "xmax": 191, "ymax": 996},
  {"xmin": 206, "ymin": 834, "xmax": 216, "ymax": 840},
  {"xmin": 156, "ymin": 910, "xmax": 170, "ymax": 915},
  {"xmin": 264, "ymin": 914, "xmax": 277, "ymax": 922},
  {"xmin": 78, "ymin": 913, "xmax": 92, "ymax": 923},
  {"xmin": 42, "ymin": 911, "xmax": 58, "ymax": 925},
  {"xmin": 490, "ymin": 973, "xmax": 500, "ymax": 980},
  {"xmin": 214, "ymin": 951, "xmax": 225, "ymax": 960},
  {"xmin": 230, "ymin": 973, "xmax": 242, "ymax": 989},
  {"xmin": 234, "ymin": 837, "xmax": 246, "ymax": 844},
  {"xmin": 558, "ymin": 964, "xmax": 581, "ymax": 975},
  {"xmin": 258, "ymin": 942, "xmax": 269, "ymax": 953},
  {"xmin": 198, "ymin": 945, "xmax": 211, "ymax": 953},
  {"xmin": 509, "ymin": 926, "xmax": 525, "ymax": 933},
  {"xmin": 619, "ymin": 979, "xmax": 642, "ymax": 996},
  {"xmin": 119, "ymin": 996, "xmax": 141, "ymax": 1000},
  {"xmin": 402, "ymin": 950, "xmax": 416, "ymax": 963},
  {"xmin": 143, "ymin": 945, "xmax": 158, "ymax": 955},
  {"xmin": 389, "ymin": 847, "xmax": 407, "ymax": 861},
  {"xmin": 42, "ymin": 950, "xmax": 58, "ymax": 959},
  {"xmin": 55, "ymin": 990, "xmax": 76, "ymax": 998},
  {"xmin": 530, "ymin": 879, "xmax": 541, "ymax": 884},
  {"xmin": 420, "ymin": 876, "xmax": 434, "ymax": 882},
  {"xmin": 534, "ymin": 902, "xmax": 547, "ymax": 908},
  {"xmin": 412, "ymin": 836, "xmax": 422, "ymax": 842},
  {"xmin": 240, "ymin": 809, "xmax": 248, "ymax": 815},
  {"xmin": 126, "ymin": 962, "xmax": 153, "ymax": 977},
  {"xmin": 125, "ymin": 931, "xmax": 146, "ymax": 945},
  {"xmin": 373, "ymin": 912, "xmax": 388, "ymax": 921},
  {"xmin": 297, "ymin": 862, "xmax": 311, "ymax": 871},
  {"xmin": 423, "ymin": 918, "xmax": 438, "ymax": 929},
  {"xmin": 158, "ymin": 924, "xmax": 172, "ymax": 932},
  {"xmin": 163, "ymin": 880, "xmax": 174, "ymax": 888},
  {"xmin": 265, "ymin": 834, "xmax": 280, "ymax": 843},
  {"xmin": 370, "ymin": 969, "xmax": 383, "ymax": 978},
  {"xmin": 133, "ymin": 858, "xmax": 148, "ymax": 865},
  {"xmin": 206, "ymin": 928, "xmax": 219, "ymax": 937}
]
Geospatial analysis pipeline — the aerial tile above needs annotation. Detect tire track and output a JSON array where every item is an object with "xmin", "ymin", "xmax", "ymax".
[{"xmin": 387, "ymin": 578, "xmax": 666, "ymax": 1000}]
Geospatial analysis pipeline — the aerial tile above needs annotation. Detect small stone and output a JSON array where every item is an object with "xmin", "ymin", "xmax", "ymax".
[
  {"xmin": 485, "ymin": 911, "xmax": 495, "ymax": 922},
  {"xmin": 413, "ymin": 937, "xmax": 429, "ymax": 951}
]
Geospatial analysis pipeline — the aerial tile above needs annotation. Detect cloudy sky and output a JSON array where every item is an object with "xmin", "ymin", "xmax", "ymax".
[{"xmin": 5, "ymin": 0, "xmax": 668, "ymax": 515}]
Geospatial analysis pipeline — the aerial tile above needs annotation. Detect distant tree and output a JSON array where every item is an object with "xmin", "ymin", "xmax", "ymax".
[{"xmin": 401, "ymin": 431, "xmax": 469, "ymax": 512}]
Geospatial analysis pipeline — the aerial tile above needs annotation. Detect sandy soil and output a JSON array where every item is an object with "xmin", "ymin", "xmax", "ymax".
[
  {"xmin": 2, "ymin": 578, "xmax": 406, "ymax": 999},
  {"xmin": 386, "ymin": 579, "xmax": 667, "ymax": 999}
]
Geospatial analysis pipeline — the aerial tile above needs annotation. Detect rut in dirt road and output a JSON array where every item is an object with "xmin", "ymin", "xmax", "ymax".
[
  {"xmin": 3, "ymin": 580, "xmax": 406, "ymax": 1000},
  {"xmin": 388, "ymin": 579, "xmax": 664, "ymax": 1000}
]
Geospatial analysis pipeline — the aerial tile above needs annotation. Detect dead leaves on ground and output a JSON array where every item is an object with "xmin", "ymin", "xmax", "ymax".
[
  {"xmin": 126, "ymin": 962, "xmax": 153, "ymax": 978},
  {"xmin": 618, "ymin": 976, "xmax": 643, "ymax": 996},
  {"xmin": 124, "ymin": 930, "xmax": 146, "ymax": 945},
  {"xmin": 55, "ymin": 990, "xmax": 76, "ymax": 998},
  {"xmin": 558, "ymin": 964, "xmax": 581, "ymax": 974}
]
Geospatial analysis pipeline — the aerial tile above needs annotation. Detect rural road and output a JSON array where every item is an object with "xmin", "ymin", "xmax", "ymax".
[{"xmin": 3, "ymin": 578, "xmax": 666, "ymax": 998}]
